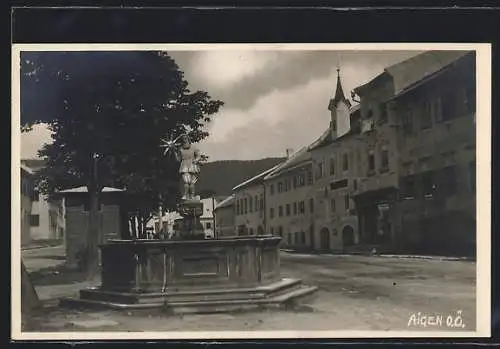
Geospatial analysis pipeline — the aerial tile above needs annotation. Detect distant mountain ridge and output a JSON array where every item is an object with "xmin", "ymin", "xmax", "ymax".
[
  {"xmin": 21, "ymin": 157, "xmax": 286, "ymax": 197},
  {"xmin": 198, "ymin": 157, "xmax": 286, "ymax": 197}
]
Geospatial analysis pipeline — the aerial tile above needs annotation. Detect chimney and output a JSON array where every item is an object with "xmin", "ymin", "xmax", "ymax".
[{"xmin": 285, "ymin": 148, "xmax": 294, "ymax": 159}]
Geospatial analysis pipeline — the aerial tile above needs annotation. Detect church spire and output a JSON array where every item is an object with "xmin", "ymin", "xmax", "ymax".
[{"xmin": 329, "ymin": 66, "xmax": 351, "ymax": 111}]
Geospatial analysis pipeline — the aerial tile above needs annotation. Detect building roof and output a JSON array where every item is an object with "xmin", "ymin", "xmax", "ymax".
[
  {"xmin": 232, "ymin": 164, "xmax": 282, "ymax": 192},
  {"xmin": 21, "ymin": 158, "xmax": 47, "ymax": 173},
  {"xmin": 353, "ymin": 50, "xmax": 470, "ymax": 96},
  {"xmin": 389, "ymin": 51, "xmax": 474, "ymax": 101},
  {"xmin": 57, "ymin": 186, "xmax": 125, "ymax": 194},
  {"xmin": 264, "ymin": 147, "xmax": 311, "ymax": 180},
  {"xmin": 328, "ymin": 68, "xmax": 352, "ymax": 111},
  {"xmin": 308, "ymin": 128, "xmax": 356, "ymax": 152},
  {"xmin": 20, "ymin": 164, "xmax": 35, "ymax": 175},
  {"xmin": 214, "ymin": 195, "xmax": 235, "ymax": 210}
]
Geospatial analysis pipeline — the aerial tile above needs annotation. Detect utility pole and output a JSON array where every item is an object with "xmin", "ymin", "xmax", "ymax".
[
  {"xmin": 212, "ymin": 196, "xmax": 217, "ymax": 239},
  {"xmin": 158, "ymin": 194, "xmax": 163, "ymax": 239}
]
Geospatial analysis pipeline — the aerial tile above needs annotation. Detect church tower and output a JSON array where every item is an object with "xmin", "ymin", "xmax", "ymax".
[{"xmin": 328, "ymin": 67, "xmax": 352, "ymax": 139}]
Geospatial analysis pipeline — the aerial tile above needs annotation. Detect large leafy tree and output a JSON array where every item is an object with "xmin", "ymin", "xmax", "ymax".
[{"xmin": 21, "ymin": 51, "xmax": 223, "ymax": 278}]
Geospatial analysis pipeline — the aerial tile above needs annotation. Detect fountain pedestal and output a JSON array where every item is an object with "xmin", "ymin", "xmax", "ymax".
[
  {"xmin": 60, "ymin": 236, "xmax": 318, "ymax": 314},
  {"xmin": 174, "ymin": 199, "xmax": 205, "ymax": 240}
]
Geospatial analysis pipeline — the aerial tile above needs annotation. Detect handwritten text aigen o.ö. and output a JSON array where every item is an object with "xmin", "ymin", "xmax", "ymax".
[{"xmin": 407, "ymin": 310, "xmax": 466, "ymax": 329}]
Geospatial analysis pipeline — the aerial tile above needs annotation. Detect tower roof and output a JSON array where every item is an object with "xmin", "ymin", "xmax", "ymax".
[{"xmin": 328, "ymin": 67, "xmax": 351, "ymax": 111}]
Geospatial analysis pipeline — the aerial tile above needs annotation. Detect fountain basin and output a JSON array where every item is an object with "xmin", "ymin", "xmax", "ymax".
[{"xmin": 60, "ymin": 236, "xmax": 318, "ymax": 314}]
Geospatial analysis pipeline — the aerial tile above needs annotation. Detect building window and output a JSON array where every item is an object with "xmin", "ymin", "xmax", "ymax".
[
  {"xmin": 30, "ymin": 214, "xmax": 40, "ymax": 227},
  {"xmin": 278, "ymin": 206, "xmax": 283, "ymax": 217},
  {"xmin": 298, "ymin": 174, "xmax": 305, "ymax": 186},
  {"xmin": 433, "ymin": 96, "xmax": 443, "ymax": 123},
  {"xmin": 469, "ymin": 161, "xmax": 476, "ymax": 194},
  {"xmin": 286, "ymin": 204, "xmax": 291, "ymax": 216},
  {"xmin": 442, "ymin": 166, "xmax": 457, "ymax": 196},
  {"xmin": 236, "ymin": 201, "xmax": 240, "ymax": 215},
  {"xmin": 402, "ymin": 109, "xmax": 414, "ymax": 134},
  {"xmin": 368, "ymin": 151, "xmax": 375, "ymax": 173},
  {"xmin": 342, "ymin": 154, "xmax": 349, "ymax": 172},
  {"xmin": 299, "ymin": 201, "xmax": 305, "ymax": 214},
  {"xmin": 293, "ymin": 202, "xmax": 298, "ymax": 215},
  {"xmin": 422, "ymin": 171, "xmax": 436, "ymax": 197},
  {"xmin": 270, "ymin": 207, "xmax": 275, "ymax": 219},
  {"xmin": 330, "ymin": 198, "xmax": 336, "ymax": 213},
  {"xmin": 293, "ymin": 176, "xmax": 298, "ymax": 188},
  {"xmin": 294, "ymin": 232, "xmax": 299, "ymax": 245},
  {"xmin": 307, "ymin": 171, "xmax": 313, "ymax": 185},
  {"xmin": 329, "ymin": 157, "xmax": 335, "ymax": 176},
  {"xmin": 421, "ymin": 101, "xmax": 432, "ymax": 129},
  {"xmin": 300, "ymin": 231, "xmax": 306, "ymax": 245},
  {"xmin": 353, "ymin": 179, "xmax": 358, "ymax": 191},
  {"xmin": 284, "ymin": 179, "xmax": 289, "ymax": 192},
  {"xmin": 270, "ymin": 184, "xmax": 275, "ymax": 195},
  {"xmin": 441, "ymin": 89, "xmax": 457, "ymax": 121},
  {"xmin": 278, "ymin": 182, "xmax": 283, "ymax": 193},
  {"xmin": 279, "ymin": 226, "xmax": 283, "ymax": 237},
  {"xmin": 244, "ymin": 198, "xmax": 248, "ymax": 214},
  {"xmin": 309, "ymin": 198, "xmax": 314, "ymax": 213},
  {"xmin": 260, "ymin": 195, "xmax": 264, "ymax": 211},
  {"xmin": 270, "ymin": 227, "xmax": 274, "ymax": 235},
  {"xmin": 206, "ymin": 222, "xmax": 212, "ymax": 229},
  {"xmin": 32, "ymin": 189, "xmax": 40, "ymax": 202},
  {"xmin": 249, "ymin": 197, "xmax": 253, "ymax": 213},
  {"xmin": 287, "ymin": 233, "xmax": 292, "ymax": 245},
  {"xmin": 344, "ymin": 194, "xmax": 350, "ymax": 210},
  {"xmin": 379, "ymin": 103, "xmax": 388, "ymax": 123},
  {"xmin": 330, "ymin": 179, "xmax": 348, "ymax": 191},
  {"xmin": 380, "ymin": 147, "xmax": 389, "ymax": 171},
  {"xmin": 255, "ymin": 195, "xmax": 259, "ymax": 211},
  {"xmin": 400, "ymin": 176, "xmax": 415, "ymax": 198},
  {"xmin": 318, "ymin": 161, "xmax": 324, "ymax": 178}
]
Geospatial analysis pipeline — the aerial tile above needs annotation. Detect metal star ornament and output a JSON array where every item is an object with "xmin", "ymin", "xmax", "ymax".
[{"xmin": 159, "ymin": 134, "xmax": 183, "ymax": 156}]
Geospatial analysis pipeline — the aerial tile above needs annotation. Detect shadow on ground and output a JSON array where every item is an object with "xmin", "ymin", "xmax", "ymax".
[{"xmin": 29, "ymin": 265, "xmax": 88, "ymax": 286}]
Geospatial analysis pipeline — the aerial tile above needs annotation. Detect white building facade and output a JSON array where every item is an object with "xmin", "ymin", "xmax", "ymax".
[
  {"xmin": 233, "ymin": 165, "xmax": 281, "ymax": 236},
  {"xmin": 21, "ymin": 159, "xmax": 66, "ymax": 241},
  {"xmin": 263, "ymin": 148, "xmax": 314, "ymax": 249}
]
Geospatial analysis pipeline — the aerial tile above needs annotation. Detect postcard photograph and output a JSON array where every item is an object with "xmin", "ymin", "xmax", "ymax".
[{"xmin": 11, "ymin": 43, "xmax": 490, "ymax": 340}]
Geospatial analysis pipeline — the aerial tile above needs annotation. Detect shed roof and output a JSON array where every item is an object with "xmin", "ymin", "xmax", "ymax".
[{"xmin": 57, "ymin": 186, "xmax": 125, "ymax": 194}]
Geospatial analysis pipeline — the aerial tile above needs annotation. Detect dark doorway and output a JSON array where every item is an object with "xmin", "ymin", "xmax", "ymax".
[
  {"xmin": 309, "ymin": 224, "xmax": 315, "ymax": 250},
  {"xmin": 257, "ymin": 226, "xmax": 264, "ymax": 235},
  {"xmin": 320, "ymin": 228, "xmax": 330, "ymax": 250},
  {"xmin": 342, "ymin": 225, "xmax": 355, "ymax": 247}
]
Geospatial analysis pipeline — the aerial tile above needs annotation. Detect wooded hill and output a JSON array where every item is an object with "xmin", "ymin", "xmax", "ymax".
[
  {"xmin": 22, "ymin": 157, "xmax": 286, "ymax": 197},
  {"xmin": 197, "ymin": 157, "xmax": 285, "ymax": 196}
]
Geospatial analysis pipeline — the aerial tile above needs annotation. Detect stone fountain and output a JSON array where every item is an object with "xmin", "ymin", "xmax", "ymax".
[{"xmin": 60, "ymin": 133, "xmax": 318, "ymax": 314}]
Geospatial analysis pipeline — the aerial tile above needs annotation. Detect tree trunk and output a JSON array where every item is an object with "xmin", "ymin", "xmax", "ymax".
[
  {"xmin": 21, "ymin": 260, "xmax": 41, "ymax": 329},
  {"xmin": 84, "ymin": 186, "xmax": 101, "ymax": 280}
]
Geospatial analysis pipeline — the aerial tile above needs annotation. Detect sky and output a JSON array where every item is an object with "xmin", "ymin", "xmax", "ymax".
[{"xmin": 20, "ymin": 49, "xmax": 422, "ymax": 162}]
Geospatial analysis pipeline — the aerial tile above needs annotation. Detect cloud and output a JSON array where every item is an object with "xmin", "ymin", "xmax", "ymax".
[
  {"xmin": 20, "ymin": 50, "xmax": 423, "ymax": 162},
  {"xmin": 190, "ymin": 51, "xmax": 281, "ymax": 90},
  {"xmin": 197, "ymin": 57, "xmax": 401, "ymax": 161},
  {"xmin": 173, "ymin": 50, "xmax": 422, "ymax": 111},
  {"xmin": 20, "ymin": 123, "xmax": 53, "ymax": 159}
]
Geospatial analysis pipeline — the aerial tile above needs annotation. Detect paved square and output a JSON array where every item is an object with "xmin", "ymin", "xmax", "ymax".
[{"xmin": 24, "ymin": 247, "xmax": 476, "ymax": 332}]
